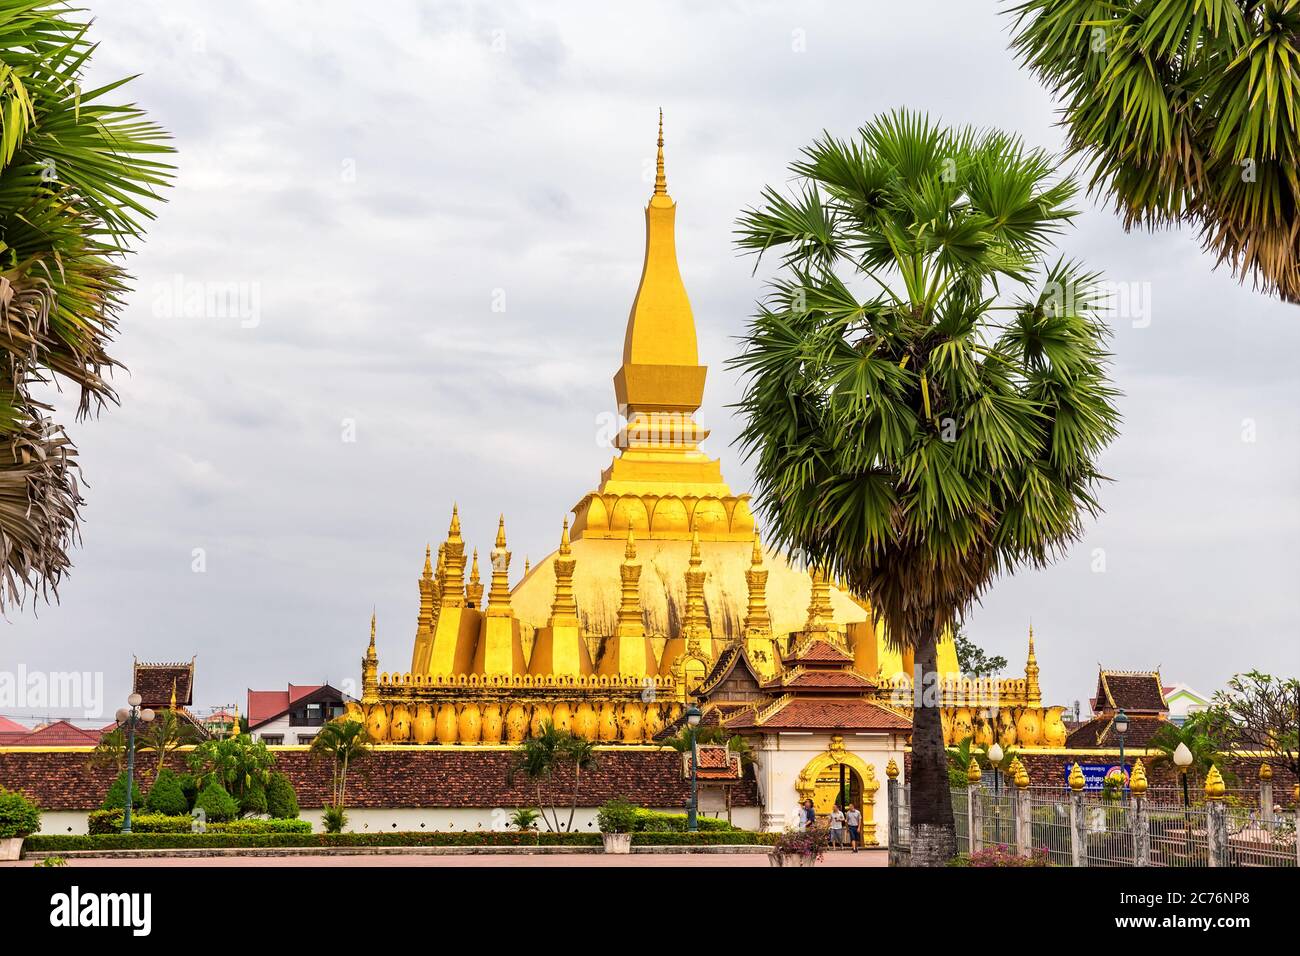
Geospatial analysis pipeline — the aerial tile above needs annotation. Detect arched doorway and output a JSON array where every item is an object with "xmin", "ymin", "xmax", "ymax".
[{"xmin": 794, "ymin": 736, "xmax": 883, "ymax": 844}]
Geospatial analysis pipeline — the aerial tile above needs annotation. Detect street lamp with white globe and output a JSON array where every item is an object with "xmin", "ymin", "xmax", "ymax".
[{"xmin": 115, "ymin": 693, "xmax": 154, "ymax": 834}]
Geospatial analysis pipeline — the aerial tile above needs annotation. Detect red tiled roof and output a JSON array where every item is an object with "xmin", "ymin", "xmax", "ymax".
[
  {"xmin": 289, "ymin": 684, "xmax": 321, "ymax": 705},
  {"xmin": 132, "ymin": 660, "xmax": 194, "ymax": 708},
  {"xmin": 688, "ymin": 745, "xmax": 744, "ymax": 782},
  {"xmin": 0, "ymin": 747, "xmax": 761, "ymax": 811},
  {"xmin": 2, "ymin": 720, "xmax": 105, "ymax": 747},
  {"xmin": 0, "ymin": 716, "xmax": 28, "ymax": 734},
  {"xmin": 762, "ymin": 670, "xmax": 875, "ymax": 691},
  {"xmin": 247, "ymin": 690, "xmax": 290, "ymax": 725},
  {"xmin": 1065, "ymin": 714, "xmax": 1173, "ymax": 748},
  {"xmin": 1095, "ymin": 670, "xmax": 1167, "ymax": 714},
  {"xmin": 726, "ymin": 699, "xmax": 910, "ymax": 732},
  {"xmin": 783, "ymin": 639, "xmax": 854, "ymax": 665}
]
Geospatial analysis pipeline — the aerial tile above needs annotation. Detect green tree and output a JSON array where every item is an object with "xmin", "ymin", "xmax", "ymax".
[
  {"xmin": 1198, "ymin": 670, "xmax": 1299, "ymax": 779},
  {"xmin": 1149, "ymin": 717, "xmax": 1234, "ymax": 790},
  {"xmin": 308, "ymin": 719, "xmax": 372, "ymax": 814},
  {"xmin": 0, "ymin": 1, "xmax": 172, "ymax": 606},
  {"xmin": 193, "ymin": 781, "xmax": 237, "ymax": 823},
  {"xmin": 1008, "ymin": 0, "xmax": 1300, "ymax": 302},
  {"xmin": 186, "ymin": 734, "xmax": 276, "ymax": 814},
  {"xmin": 135, "ymin": 709, "xmax": 201, "ymax": 779},
  {"xmin": 507, "ymin": 720, "xmax": 597, "ymax": 833},
  {"xmin": 143, "ymin": 768, "xmax": 188, "ymax": 816},
  {"xmin": 100, "ymin": 770, "xmax": 142, "ymax": 811},
  {"xmin": 952, "ymin": 627, "xmax": 1007, "ymax": 676},
  {"xmin": 731, "ymin": 111, "xmax": 1120, "ymax": 864},
  {"xmin": 266, "ymin": 772, "xmax": 300, "ymax": 820}
]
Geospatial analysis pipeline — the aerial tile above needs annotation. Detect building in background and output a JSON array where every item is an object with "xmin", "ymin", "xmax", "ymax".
[
  {"xmin": 1162, "ymin": 683, "xmax": 1212, "ymax": 726},
  {"xmin": 246, "ymin": 684, "xmax": 350, "ymax": 745}
]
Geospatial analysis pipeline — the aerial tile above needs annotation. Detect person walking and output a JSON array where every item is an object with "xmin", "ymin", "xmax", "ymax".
[
  {"xmin": 802, "ymin": 798, "xmax": 816, "ymax": 830},
  {"xmin": 845, "ymin": 802, "xmax": 862, "ymax": 853},
  {"xmin": 829, "ymin": 803, "xmax": 846, "ymax": 849}
]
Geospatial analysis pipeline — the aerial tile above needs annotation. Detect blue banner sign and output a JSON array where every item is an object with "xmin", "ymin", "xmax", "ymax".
[{"xmin": 1065, "ymin": 763, "xmax": 1129, "ymax": 791}]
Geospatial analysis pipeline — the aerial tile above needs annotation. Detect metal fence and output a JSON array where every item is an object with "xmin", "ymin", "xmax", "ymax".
[{"xmin": 886, "ymin": 780, "xmax": 1298, "ymax": 867}]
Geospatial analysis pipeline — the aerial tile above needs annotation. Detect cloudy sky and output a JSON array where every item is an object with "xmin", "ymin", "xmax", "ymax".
[{"xmin": 5, "ymin": 0, "xmax": 1298, "ymax": 722}]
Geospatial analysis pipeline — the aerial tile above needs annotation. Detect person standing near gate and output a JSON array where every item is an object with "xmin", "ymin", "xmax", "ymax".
[
  {"xmin": 845, "ymin": 802, "xmax": 862, "ymax": 853},
  {"xmin": 829, "ymin": 803, "xmax": 846, "ymax": 848}
]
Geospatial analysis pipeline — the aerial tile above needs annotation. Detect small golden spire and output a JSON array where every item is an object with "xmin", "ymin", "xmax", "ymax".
[
  {"xmin": 689, "ymin": 529, "xmax": 701, "ymax": 564},
  {"xmin": 1205, "ymin": 765, "xmax": 1226, "ymax": 800},
  {"xmin": 559, "ymin": 517, "xmax": 572, "ymax": 556},
  {"xmin": 230, "ymin": 703, "xmax": 240, "ymax": 739},
  {"xmin": 654, "ymin": 107, "xmax": 667, "ymax": 196},
  {"xmin": 1013, "ymin": 759, "xmax": 1030, "ymax": 790},
  {"xmin": 369, "ymin": 609, "xmax": 376, "ymax": 646},
  {"xmin": 524, "ymin": 556, "xmax": 531, "ymax": 576},
  {"xmin": 885, "ymin": 758, "xmax": 899, "ymax": 780},
  {"xmin": 616, "ymin": 527, "xmax": 644, "ymax": 638},
  {"xmin": 449, "ymin": 503, "xmax": 462, "ymax": 540},
  {"xmin": 1130, "ymin": 758, "xmax": 1148, "ymax": 796},
  {"xmin": 495, "ymin": 513, "xmax": 507, "ymax": 549},
  {"xmin": 466, "ymin": 548, "xmax": 483, "ymax": 609},
  {"xmin": 169, "ymin": 678, "xmax": 178, "ymax": 711},
  {"xmin": 486, "ymin": 517, "xmax": 512, "ymax": 613},
  {"xmin": 624, "ymin": 527, "xmax": 637, "ymax": 561},
  {"xmin": 423, "ymin": 544, "xmax": 433, "ymax": 577},
  {"xmin": 1068, "ymin": 762, "xmax": 1085, "ymax": 792},
  {"xmin": 966, "ymin": 758, "xmax": 982, "ymax": 786},
  {"xmin": 550, "ymin": 518, "xmax": 579, "ymax": 626}
]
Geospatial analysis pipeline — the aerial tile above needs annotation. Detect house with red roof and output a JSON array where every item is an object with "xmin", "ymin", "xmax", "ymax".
[
  {"xmin": 246, "ymin": 684, "xmax": 351, "ymax": 745},
  {"xmin": 0, "ymin": 719, "xmax": 109, "ymax": 748}
]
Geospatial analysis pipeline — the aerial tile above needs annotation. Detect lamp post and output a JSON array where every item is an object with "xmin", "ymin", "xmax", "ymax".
[
  {"xmin": 1114, "ymin": 708, "xmax": 1130, "ymax": 796},
  {"xmin": 1174, "ymin": 741, "xmax": 1193, "ymax": 859},
  {"xmin": 685, "ymin": 705, "xmax": 702, "ymax": 833},
  {"xmin": 114, "ymin": 693, "xmax": 155, "ymax": 834},
  {"xmin": 988, "ymin": 742, "xmax": 1003, "ymax": 844}
]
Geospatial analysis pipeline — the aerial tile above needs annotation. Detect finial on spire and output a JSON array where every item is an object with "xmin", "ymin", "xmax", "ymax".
[
  {"xmin": 690, "ymin": 529, "xmax": 701, "ymax": 563},
  {"xmin": 370, "ymin": 609, "xmax": 377, "ymax": 645},
  {"xmin": 496, "ymin": 514, "xmax": 507, "ymax": 549},
  {"xmin": 751, "ymin": 531, "xmax": 763, "ymax": 566},
  {"xmin": 559, "ymin": 517, "xmax": 572, "ymax": 555},
  {"xmin": 624, "ymin": 528, "xmax": 637, "ymax": 561},
  {"xmin": 169, "ymin": 678, "xmax": 177, "ymax": 711},
  {"xmin": 449, "ymin": 504, "xmax": 462, "ymax": 539},
  {"xmin": 654, "ymin": 107, "xmax": 667, "ymax": 196}
]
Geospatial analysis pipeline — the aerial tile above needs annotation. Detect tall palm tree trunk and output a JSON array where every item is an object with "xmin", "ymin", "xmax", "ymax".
[
  {"xmin": 567, "ymin": 766, "xmax": 581, "ymax": 833},
  {"xmin": 909, "ymin": 620, "xmax": 957, "ymax": 866}
]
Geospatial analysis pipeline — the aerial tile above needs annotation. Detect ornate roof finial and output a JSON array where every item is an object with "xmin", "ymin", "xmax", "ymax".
[
  {"xmin": 1205, "ymin": 765, "xmax": 1227, "ymax": 800},
  {"xmin": 885, "ymin": 758, "xmax": 899, "ymax": 780},
  {"xmin": 1068, "ymin": 762, "xmax": 1086, "ymax": 792},
  {"xmin": 559, "ymin": 517, "xmax": 572, "ymax": 556},
  {"xmin": 624, "ymin": 527, "xmax": 637, "ymax": 561},
  {"xmin": 495, "ymin": 513, "xmax": 507, "ymax": 549},
  {"xmin": 169, "ymin": 678, "xmax": 178, "ymax": 711},
  {"xmin": 486, "ymin": 518, "xmax": 512, "ymax": 614},
  {"xmin": 367, "ymin": 609, "xmax": 378, "ymax": 661},
  {"xmin": 466, "ymin": 548, "xmax": 484, "ymax": 609},
  {"xmin": 550, "ymin": 518, "xmax": 579, "ymax": 626},
  {"xmin": 423, "ymin": 543, "xmax": 433, "ymax": 577},
  {"xmin": 654, "ymin": 107, "xmax": 667, "ymax": 196},
  {"xmin": 1130, "ymin": 758, "xmax": 1148, "ymax": 796}
]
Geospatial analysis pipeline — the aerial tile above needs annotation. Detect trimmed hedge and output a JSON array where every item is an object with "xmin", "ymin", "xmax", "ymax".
[
  {"xmin": 25, "ymin": 829, "xmax": 776, "ymax": 853},
  {"xmin": 88, "ymin": 811, "xmax": 312, "ymax": 836},
  {"xmin": 631, "ymin": 809, "xmax": 737, "ymax": 832},
  {"xmin": 0, "ymin": 787, "xmax": 41, "ymax": 839}
]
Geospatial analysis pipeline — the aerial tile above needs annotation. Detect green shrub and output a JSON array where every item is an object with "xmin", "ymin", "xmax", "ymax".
[
  {"xmin": 322, "ymin": 804, "xmax": 347, "ymax": 834},
  {"xmin": 266, "ymin": 773, "xmax": 299, "ymax": 820},
  {"xmin": 101, "ymin": 771, "xmax": 143, "ymax": 811},
  {"xmin": 210, "ymin": 818, "xmax": 311, "ymax": 835},
  {"xmin": 239, "ymin": 782, "xmax": 268, "ymax": 817},
  {"xmin": 87, "ymin": 810, "xmax": 193, "ymax": 835},
  {"xmin": 596, "ymin": 798, "xmax": 637, "ymax": 833},
  {"xmin": 176, "ymin": 772, "xmax": 199, "ymax": 809},
  {"xmin": 144, "ymin": 769, "xmax": 189, "ymax": 816},
  {"xmin": 0, "ymin": 787, "xmax": 41, "ymax": 839},
  {"xmin": 630, "ymin": 808, "xmax": 736, "ymax": 832},
  {"xmin": 24, "ymin": 829, "xmax": 770, "ymax": 853},
  {"xmin": 194, "ymin": 782, "xmax": 238, "ymax": 823}
]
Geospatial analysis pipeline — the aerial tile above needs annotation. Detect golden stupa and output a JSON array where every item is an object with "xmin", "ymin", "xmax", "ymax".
[{"xmin": 351, "ymin": 117, "xmax": 1062, "ymax": 749}]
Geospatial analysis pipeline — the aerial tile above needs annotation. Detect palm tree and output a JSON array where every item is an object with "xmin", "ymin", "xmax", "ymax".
[
  {"xmin": 507, "ymin": 720, "xmax": 597, "ymax": 833},
  {"xmin": 309, "ymin": 719, "xmax": 372, "ymax": 812},
  {"xmin": 0, "ymin": 1, "xmax": 173, "ymax": 608},
  {"xmin": 135, "ymin": 709, "xmax": 201, "ymax": 779},
  {"xmin": 731, "ymin": 110, "xmax": 1120, "ymax": 864},
  {"xmin": 1149, "ymin": 718, "xmax": 1234, "ymax": 790},
  {"xmin": 1008, "ymin": 0, "xmax": 1300, "ymax": 302}
]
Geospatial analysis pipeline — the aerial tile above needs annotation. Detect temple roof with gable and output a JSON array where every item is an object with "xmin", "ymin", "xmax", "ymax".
[
  {"xmin": 1093, "ymin": 669, "xmax": 1168, "ymax": 715},
  {"xmin": 725, "ymin": 698, "xmax": 910, "ymax": 732},
  {"xmin": 132, "ymin": 658, "xmax": 195, "ymax": 709}
]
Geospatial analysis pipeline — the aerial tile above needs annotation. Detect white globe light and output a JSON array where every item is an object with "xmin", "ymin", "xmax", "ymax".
[
  {"xmin": 127, "ymin": 693, "xmax": 142, "ymax": 708},
  {"xmin": 988, "ymin": 743, "xmax": 1004, "ymax": 765},
  {"xmin": 139, "ymin": 708, "xmax": 155, "ymax": 723},
  {"xmin": 1173, "ymin": 742, "xmax": 1193, "ymax": 768},
  {"xmin": 115, "ymin": 708, "xmax": 129, "ymax": 724}
]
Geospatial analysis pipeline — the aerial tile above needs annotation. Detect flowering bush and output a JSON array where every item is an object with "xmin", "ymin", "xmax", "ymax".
[
  {"xmin": 1102, "ymin": 769, "xmax": 1127, "ymax": 801},
  {"xmin": 772, "ymin": 825, "xmax": 833, "ymax": 860},
  {"xmin": 960, "ymin": 844, "xmax": 1052, "ymax": 867}
]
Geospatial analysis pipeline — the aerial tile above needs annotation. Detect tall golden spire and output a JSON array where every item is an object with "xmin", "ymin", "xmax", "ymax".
[
  {"xmin": 486, "ymin": 516, "xmax": 512, "ymax": 615},
  {"xmin": 417, "ymin": 544, "xmax": 436, "ymax": 631},
  {"xmin": 616, "ymin": 529, "xmax": 644, "ymax": 637},
  {"xmin": 440, "ymin": 506, "xmax": 467, "ymax": 609},
  {"xmin": 682, "ymin": 530, "xmax": 711, "ymax": 654},
  {"xmin": 549, "ymin": 518, "xmax": 579, "ymax": 626},
  {"xmin": 368, "ymin": 610, "xmax": 377, "ymax": 659},
  {"xmin": 363, "ymin": 611, "xmax": 379, "ymax": 699},
  {"xmin": 1025, "ymin": 623, "xmax": 1042, "ymax": 708},
  {"xmin": 743, "ymin": 532, "xmax": 772, "ymax": 639},
  {"xmin": 805, "ymin": 565, "xmax": 836, "ymax": 636}
]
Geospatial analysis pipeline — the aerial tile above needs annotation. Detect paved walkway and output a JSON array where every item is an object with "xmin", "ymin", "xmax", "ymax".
[{"xmin": 5, "ymin": 849, "xmax": 888, "ymax": 868}]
